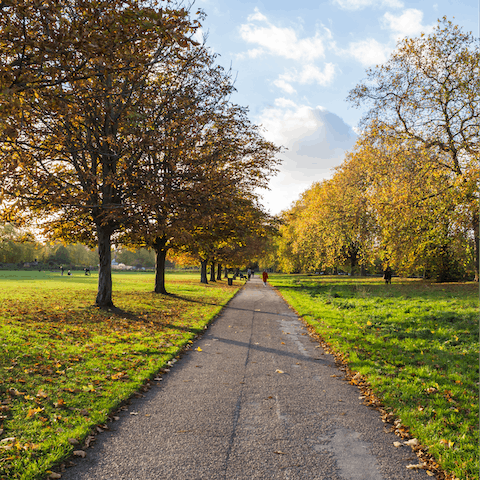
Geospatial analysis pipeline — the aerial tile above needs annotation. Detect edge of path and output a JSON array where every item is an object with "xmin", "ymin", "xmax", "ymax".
[{"xmin": 269, "ymin": 282, "xmax": 455, "ymax": 480}]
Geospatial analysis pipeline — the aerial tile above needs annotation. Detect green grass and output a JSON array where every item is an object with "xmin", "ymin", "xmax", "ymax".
[
  {"xmin": 0, "ymin": 270, "xmax": 241, "ymax": 480},
  {"xmin": 269, "ymin": 274, "xmax": 479, "ymax": 480}
]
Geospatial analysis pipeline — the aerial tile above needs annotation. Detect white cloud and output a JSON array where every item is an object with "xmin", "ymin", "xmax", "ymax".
[
  {"xmin": 273, "ymin": 63, "xmax": 336, "ymax": 93},
  {"xmin": 273, "ymin": 79, "xmax": 297, "ymax": 94},
  {"xmin": 332, "ymin": 0, "xmax": 404, "ymax": 10},
  {"xmin": 344, "ymin": 38, "xmax": 392, "ymax": 66},
  {"xmin": 382, "ymin": 9, "xmax": 435, "ymax": 40},
  {"xmin": 239, "ymin": 8, "xmax": 327, "ymax": 61},
  {"xmin": 257, "ymin": 100, "xmax": 357, "ymax": 214},
  {"xmin": 247, "ymin": 9, "xmax": 268, "ymax": 22}
]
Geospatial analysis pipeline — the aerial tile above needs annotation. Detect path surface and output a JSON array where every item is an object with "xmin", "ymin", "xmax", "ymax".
[{"xmin": 62, "ymin": 278, "xmax": 430, "ymax": 479}]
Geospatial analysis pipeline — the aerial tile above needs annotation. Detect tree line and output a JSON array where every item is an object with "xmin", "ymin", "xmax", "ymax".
[
  {"xmin": 0, "ymin": 1, "xmax": 280, "ymax": 306},
  {"xmin": 267, "ymin": 19, "xmax": 479, "ymax": 282}
]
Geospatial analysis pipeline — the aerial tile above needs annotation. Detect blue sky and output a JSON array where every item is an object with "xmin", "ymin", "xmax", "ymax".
[{"xmin": 195, "ymin": 0, "xmax": 479, "ymax": 214}]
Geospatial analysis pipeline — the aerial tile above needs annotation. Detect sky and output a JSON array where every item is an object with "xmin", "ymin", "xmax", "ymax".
[{"xmin": 193, "ymin": 0, "xmax": 479, "ymax": 215}]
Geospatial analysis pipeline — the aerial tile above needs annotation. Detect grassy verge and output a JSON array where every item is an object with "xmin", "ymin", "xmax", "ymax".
[
  {"xmin": 0, "ymin": 270, "xmax": 241, "ymax": 480},
  {"xmin": 269, "ymin": 274, "xmax": 479, "ymax": 480}
]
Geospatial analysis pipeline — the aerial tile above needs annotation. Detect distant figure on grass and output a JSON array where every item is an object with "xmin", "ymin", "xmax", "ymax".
[
  {"xmin": 262, "ymin": 270, "xmax": 268, "ymax": 287},
  {"xmin": 84, "ymin": 267, "xmax": 90, "ymax": 275},
  {"xmin": 383, "ymin": 266, "xmax": 392, "ymax": 284},
  {"xmin": 67, "ymin": 270, "xmax": 72, "ymax": 276},
  {"xmin": 60, "ymin": 266, "xmax": 64, "ymax": 276}
]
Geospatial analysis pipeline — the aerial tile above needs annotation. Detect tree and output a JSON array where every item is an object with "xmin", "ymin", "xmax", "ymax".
[
  {"xmin": 345, "ymin": 136, "xmax": 475, "ymax": 280},
  {"xmin": 0, "ymin": 1, "xmax": 201, "ymax": 306},
  {"xmin": 119, "ymin": 51, "xmax": 280, "ymax": 293},
  {"xmin": 347, "ymin": 18, "xmax": 479, "ymax": 280}
]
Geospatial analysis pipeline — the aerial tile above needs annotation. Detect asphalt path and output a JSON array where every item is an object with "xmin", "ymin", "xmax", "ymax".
[{"xmin": 61, "ymin": 277, "xmax": 430, "ymax": 479}]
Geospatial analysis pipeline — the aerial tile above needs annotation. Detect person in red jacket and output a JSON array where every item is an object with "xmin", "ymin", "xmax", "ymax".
[{"xmin": 262, "ymin": 270, "xmax": 268, "ymax": 287}]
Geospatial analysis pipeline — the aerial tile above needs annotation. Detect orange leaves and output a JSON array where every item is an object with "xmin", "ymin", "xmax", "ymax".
[{"xmin": 26, "ymin": 407, "xmax": 44, "ymax": 418}]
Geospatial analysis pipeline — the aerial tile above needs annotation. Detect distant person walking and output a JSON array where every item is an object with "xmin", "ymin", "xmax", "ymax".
[
  {"xmin": 262, "ymin": 270, "xmax": 268, "ymax": 287},
  {"xmin": 60, "ymin": 266, "xmax": 64, "ymax": 276},
  {"xmin": 247, "ymin": 268, "xmax": 252, "ymax": 280}
]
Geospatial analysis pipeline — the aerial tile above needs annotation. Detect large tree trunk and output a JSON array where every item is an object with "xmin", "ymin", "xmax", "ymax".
[
  {"xmin": 200, "ymin": 259, "xmax": 208, "ymax": 284},
  {"xmin": 154, "ymin": 237, "xmax": 168, "ymax": 294},
  {"xmin": 96, "ymin": 225, "xmax": 114, "ymax": 308},
  {"xmin": 209, "ymin": 261, "xmax": 216, "ymax": 282},
  {"xmin": 217, "ymin": 263, "xmax": 222, "ymax": 280}
]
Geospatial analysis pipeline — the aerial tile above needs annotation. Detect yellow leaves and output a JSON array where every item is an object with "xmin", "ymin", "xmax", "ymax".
[
  {"xmin": 26, "ymin": 407, "xmax": 44, "ymax": 418},
  {"xmin": 196, "ymin": 347, "xmax": 202, "ymax": 351},
  {"xmin": 36, "ymin": 389, "xmax": 48, "ymax": 398},
  {"xmin": 439, "ymin": 438, "xmax": 455, "ymax": 449}
]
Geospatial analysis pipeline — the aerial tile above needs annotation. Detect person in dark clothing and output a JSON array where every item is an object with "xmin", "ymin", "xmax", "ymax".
[{"xmin": 383, "ymin": 266, "xmax": 392, "ymax": 284}]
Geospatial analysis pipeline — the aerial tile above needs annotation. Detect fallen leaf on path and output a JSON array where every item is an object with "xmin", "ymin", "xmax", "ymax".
[
  {"xmin": 196, "ymin": 347, "xmax": 202, "ymax": 351},
  {"xmin": 404, "ymin": 438, "xmax": 419, "ymax": 447},
  {"xmin": 73, "ymin": 450, "xmax": 86, "ymax": 458},
  {"xmin": 393, "ymin": 442, "xmax": 402, "ymax": 447},
  {"xmin": 281, "ymin": 342, "xmax": 285, "ymax": 344},
  {"xmin": 274, "ymin": 450, "xmax": 287, "ymax": 455},
  {"xmin": 275, "ymin": 369, "xmax": 284, "ymax": 374},
  {"xmin": 130, "ymin": 412, "xmax": 139, "ymax": 415},
  {"xmin": 406, "ymin": 463, "xmax": 425, "ymax": 470},
  {"xmin": 49, "ymin": 473, "xmax": 62, "ymax": 479}
]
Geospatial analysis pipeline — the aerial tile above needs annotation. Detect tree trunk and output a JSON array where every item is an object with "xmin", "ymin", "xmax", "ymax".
[
  {"xmin": 154, "ymin": 237, "xmax": 168, "ymax": 294},
  {"xmin": 217, "ymin": 263, "xmax": 222, "ymax": 280},
  {"xmin": 473, "ymin": 214, "xmax": 479, "ymax": 282},
  {"xmin": 210, "ymin": 261, "xmax": 216, "ymax": 282},
  {"xmin": 96, "ymin": 225, "xmax": 114, "ymax": 308},
  {"xmin": 200, "ymin": 259, "xmax": 208, "ymax": 284}
]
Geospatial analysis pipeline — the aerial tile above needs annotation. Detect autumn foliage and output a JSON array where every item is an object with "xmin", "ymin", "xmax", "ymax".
[
  {"xmin": 0, "ymin": 1, "xmax": 280, "ymax": 306},
  {"xmin": 271, "ymin": 19, "xmax": 479, "ymax": 281}
]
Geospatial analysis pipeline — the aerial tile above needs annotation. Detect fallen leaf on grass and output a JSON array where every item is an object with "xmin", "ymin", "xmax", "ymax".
[
  {"xmin": 73, "ymin": 450, "xmax": 86, "ymax": 458},
  {"xmin": 68, "ymin": 438, "xmax": 79, "ymax": 445},
  {"xmin": 26, "ymin": 407, "xmax": 44, "ymax": 418},
  {"xmin": 0, "ymin": 437, "xmax": 15, "ymax": 444}
]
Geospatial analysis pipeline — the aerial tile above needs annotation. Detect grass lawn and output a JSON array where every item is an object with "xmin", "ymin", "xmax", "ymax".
[
  {"xmin": 269, "ymin": 274, "xmax": 479, "ymax": 480},
  {"xmin": 0, "ymin": 270, "xmax": 241, "ymax": 480}
]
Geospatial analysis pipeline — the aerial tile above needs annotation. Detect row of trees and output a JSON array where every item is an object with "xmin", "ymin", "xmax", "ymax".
[
  {"xmin": 0, "ymin": 1, "xmax": 280, "ymax": 306},
  {"xmin": 0, "ymin": 224, "xmax": 98, "ymax": 266},
  {"xmin": 268, "ymin": 19, "xmax": 479, "ymax": 282}
]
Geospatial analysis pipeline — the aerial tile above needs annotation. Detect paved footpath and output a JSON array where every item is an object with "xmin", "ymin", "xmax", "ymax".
[{"xmin": 62, "ymin": 278, "xmax": 430, "ymax": 480}]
